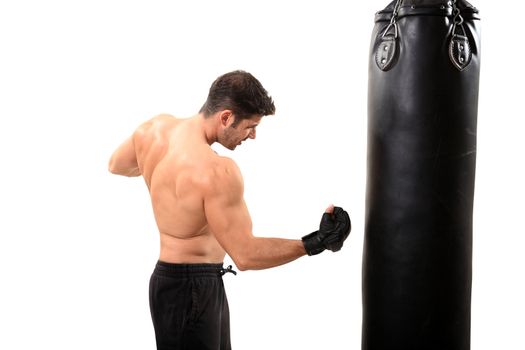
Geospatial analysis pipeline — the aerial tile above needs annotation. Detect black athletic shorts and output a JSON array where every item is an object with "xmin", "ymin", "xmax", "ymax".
[{"xmin": 149, "ymin": 261, "xmax": 235, "ymax": 350}]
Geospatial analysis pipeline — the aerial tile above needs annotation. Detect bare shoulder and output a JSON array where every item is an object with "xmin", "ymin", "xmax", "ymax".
[
  {"xmin": 204, "ymin": 155, "xmax": 244, "ymax": 199},
  {"xmin": 134, "ymin": 114, "xmax": 177, "ymax": 134},
  {"xmin": 217, "ymin": 156, "xmax": 242, "ymax": 180}
]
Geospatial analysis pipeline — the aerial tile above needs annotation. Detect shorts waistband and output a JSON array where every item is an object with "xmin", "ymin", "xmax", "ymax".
[{"xmin": 153, "ymin": 261, "xmax": 236, "ymax": 278}]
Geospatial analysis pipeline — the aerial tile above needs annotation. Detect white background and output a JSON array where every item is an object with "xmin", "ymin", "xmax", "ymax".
[{"xmin": 0, "ymin": 0, "xmax": 523, "ymax": 349}]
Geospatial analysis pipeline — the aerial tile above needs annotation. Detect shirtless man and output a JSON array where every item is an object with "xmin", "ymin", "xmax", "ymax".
[{"xmin": 108, "ymin": 70, "xmax": 351, "ymax": 350}]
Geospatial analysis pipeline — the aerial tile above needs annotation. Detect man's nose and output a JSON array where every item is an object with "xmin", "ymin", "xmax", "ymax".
[{"xmin": 248, "ymin": 129, "xmax": 256, "ymax": 139}]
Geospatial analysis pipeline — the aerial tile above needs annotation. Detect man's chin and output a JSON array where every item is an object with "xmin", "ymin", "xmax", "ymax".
[
  {"xmin": 219, "ymin": 141, "xmax": 240, "ymax": 150},
  {"xmin": 230, "ymin": 142, "xmax": 243, "ymax": 150}
]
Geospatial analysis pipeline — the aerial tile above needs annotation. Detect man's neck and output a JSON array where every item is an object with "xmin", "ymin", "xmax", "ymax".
[{"xmin": 192, "ymin": 113, "xmax": 217, "ymax": 146}]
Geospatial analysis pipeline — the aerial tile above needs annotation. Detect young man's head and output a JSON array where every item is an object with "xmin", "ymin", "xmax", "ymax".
[
  {"xmin": 200, "ymin": 70, "xmax": 275, "ymax": 150},
  {"xmin": 200, "ymin": 70, "xmax": 275, "ymax": 122}
]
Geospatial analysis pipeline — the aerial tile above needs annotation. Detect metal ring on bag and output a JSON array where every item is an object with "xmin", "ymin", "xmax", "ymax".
[{"xmin": 381, "ymin": 22, "xmax": 398, "ymax": 39}]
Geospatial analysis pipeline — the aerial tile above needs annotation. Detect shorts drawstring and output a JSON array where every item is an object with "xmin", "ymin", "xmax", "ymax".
[{"xmin": 220, "ymin": 265, "xmax": 237, "ymax": 276}]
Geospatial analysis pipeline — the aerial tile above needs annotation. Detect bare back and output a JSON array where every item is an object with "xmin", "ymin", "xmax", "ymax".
[{"xmin": 133, "ymin": 115, "xmax": 226, "ymax": 263}]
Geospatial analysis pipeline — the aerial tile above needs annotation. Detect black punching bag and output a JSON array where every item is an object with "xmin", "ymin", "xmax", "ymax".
[{"xmin": 363, "ymin": 1, "xmax": 480, "ymax": 349}]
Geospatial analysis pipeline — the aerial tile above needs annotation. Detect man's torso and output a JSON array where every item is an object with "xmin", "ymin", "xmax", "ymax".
[{"xmin": 133, "ymin": 114, "xmax": 226, "ymax": 263}]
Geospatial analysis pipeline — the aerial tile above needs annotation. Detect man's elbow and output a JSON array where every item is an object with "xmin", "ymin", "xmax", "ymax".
[
  {"xmin": 108, "ymin": 159, "xmax": 140, "ymax": 177},
  {"xmin": 108, "ymin": 159, "xmax": 118, "ymax": 174},
  {"xmin": 228, "ymin": 237, "xmax": 262, "ymax": 271},
  {"xmin": 230, "ymin": 254, "xmax": 251, "ymax": 272},
  {"xmin": 108, "ymin": 157, "xmax": 122, "ymax": 175},
  {"xmin": 234, "ymin": 259, "xmax": 249, "ymax": 272}
]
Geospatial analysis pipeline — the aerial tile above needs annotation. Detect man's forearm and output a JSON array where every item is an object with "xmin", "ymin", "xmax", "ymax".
[{"xmin": 234, "ymin": 237, "xmax": 306, "ymax": 271}]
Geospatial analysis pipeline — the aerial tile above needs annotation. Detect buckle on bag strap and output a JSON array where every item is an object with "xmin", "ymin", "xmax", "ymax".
[
  {"xmin": 376, "ymin": 0, "xmax": 402, "ymax": 71},
  {"xmin": 449, "ymin": 0, "xmax": 472, "ymax": 71}
]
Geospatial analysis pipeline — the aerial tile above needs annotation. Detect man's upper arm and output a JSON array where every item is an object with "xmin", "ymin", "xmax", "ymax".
[
  {"xmin": 204, "ymin": 159, "xmax": 254, "ymax": 265},
  {"xmin": 108, "ymin": 117, "xmax": 157, "ymax": 177}
]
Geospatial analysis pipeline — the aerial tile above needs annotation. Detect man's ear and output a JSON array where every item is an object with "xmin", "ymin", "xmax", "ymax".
[{"xmin": 219, "ymin": 110, "xmax": 234, "ymax": 127}]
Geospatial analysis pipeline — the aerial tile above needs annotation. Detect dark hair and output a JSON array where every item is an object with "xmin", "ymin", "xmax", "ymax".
[{"xmin": 199, "ymin": 70, "xmax": 276, "ymax": 122}]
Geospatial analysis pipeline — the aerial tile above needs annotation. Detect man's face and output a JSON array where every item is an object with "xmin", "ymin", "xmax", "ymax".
[{"xmin": 220, "ymin": 115, "xmax": 262, "ymax": 150}]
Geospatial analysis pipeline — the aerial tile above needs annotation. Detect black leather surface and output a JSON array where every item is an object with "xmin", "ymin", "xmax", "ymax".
[
  {"xmin": 376, "ymin": 0, "xmax": 480, "ymax": 20},
  {"xmin": 363, "ymin": 1, "xmax": 480, "ymax": 349}
]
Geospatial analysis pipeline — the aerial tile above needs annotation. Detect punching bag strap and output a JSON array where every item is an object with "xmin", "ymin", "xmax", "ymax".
[
  {"xmin": 375, "ymin": 0, "xmax": 402, "ymax": 71},
  {"xmin": 449, "ymin": 0, "xmax": 472, "ymax": 71}
]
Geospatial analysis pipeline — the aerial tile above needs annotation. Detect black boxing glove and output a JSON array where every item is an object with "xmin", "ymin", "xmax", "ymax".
[{"xmin": 302, "ymin": 206, "xmax": 352, "ymax": 256}]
